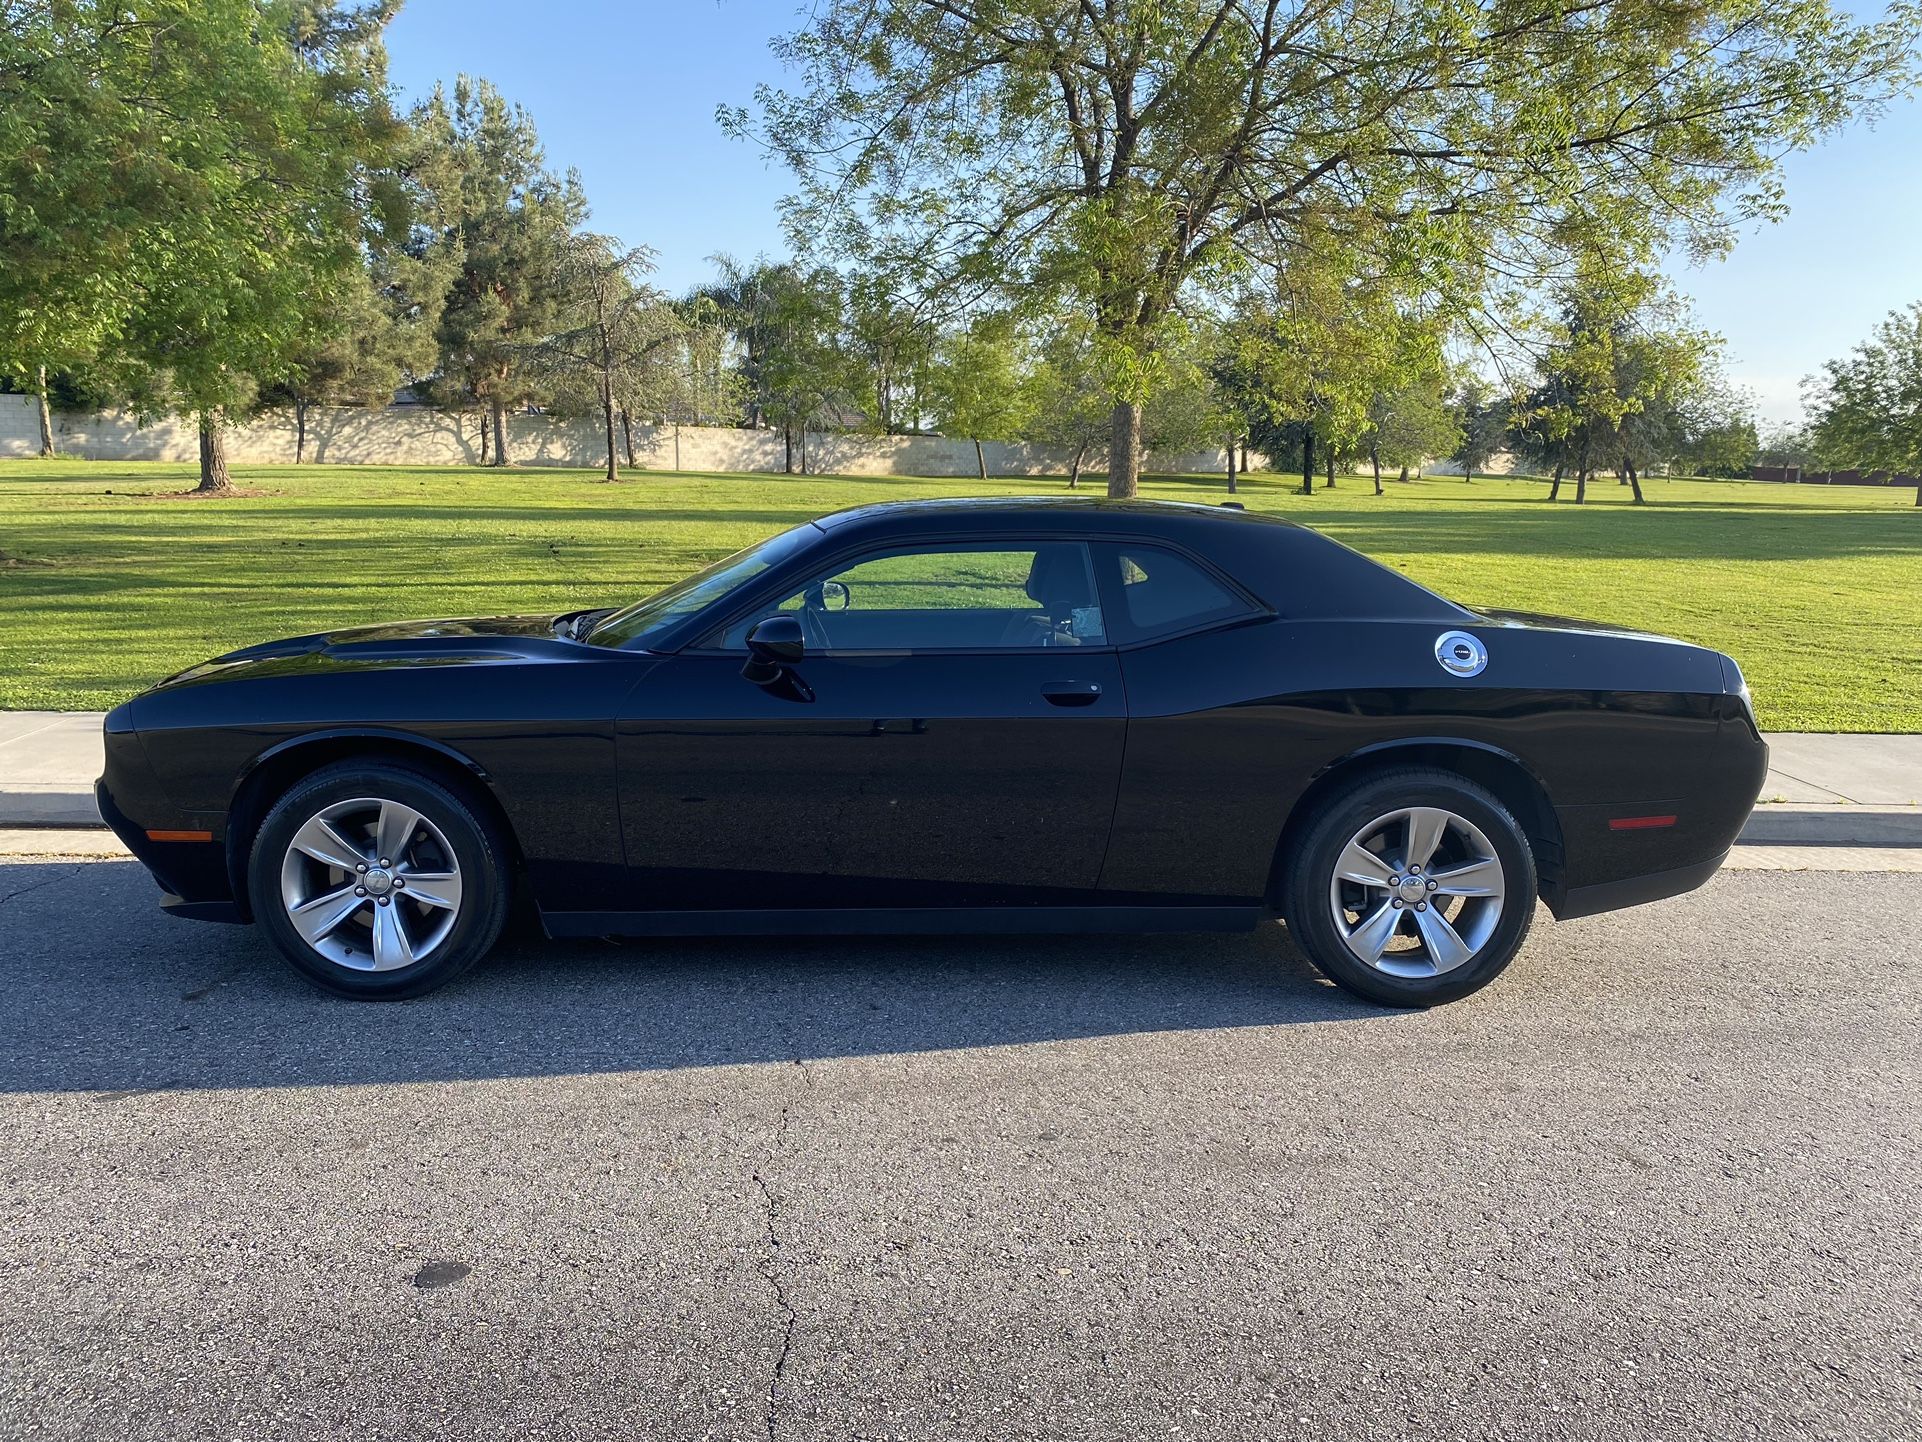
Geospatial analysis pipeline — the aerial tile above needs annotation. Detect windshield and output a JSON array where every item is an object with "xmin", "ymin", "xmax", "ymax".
[{"xmin": 586, "ymin": 524, "xmax": 815, "ymax": 649}]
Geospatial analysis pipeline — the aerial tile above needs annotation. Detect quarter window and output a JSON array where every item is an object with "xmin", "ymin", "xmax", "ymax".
[
  {"xmin": 716, "ymin": 541, "xmax": 1107, "ymax": 651},
  {"xmin": 1100, "ymin": 545, "xmax": 1252, "ymax": 640}
]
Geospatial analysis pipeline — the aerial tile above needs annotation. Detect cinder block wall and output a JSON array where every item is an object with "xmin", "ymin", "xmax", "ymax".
[{"xmin": 0, "ymin": 396, "xmax": 1252, "ymax": 478}]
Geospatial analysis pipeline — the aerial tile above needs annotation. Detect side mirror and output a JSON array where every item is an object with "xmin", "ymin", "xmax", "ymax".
[
  {"xmin": 742, "ymin": 614, "xmax": 805, "ymax": 688},
  {"xmin": 747, "ymin": 614, "xmax": 805, "ymax": 664}
]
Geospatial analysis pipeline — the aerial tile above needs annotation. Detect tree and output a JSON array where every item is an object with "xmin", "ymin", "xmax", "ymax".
[
  {"xmin": 533, "ymin": 235, "xmax": 687, "ymax": 481},
  {"xmin": 700, "ymin": 255, "xmax": 782, "ymax": 432},
  {"xmin": 846, "ymin": 272, "xmax": 935, "ymax": 435},
  {"xmin": 1367, "ymin": 376, "xmax": 1459, "ymax": 494},
  {"xmin": 756, "ymin": 266, "xmax": 854, "ymax": 474},
  {"xmin": 2, "ymin": 1, "xmax": 406, "ymax": 490},
  {"xmin": 1805, "ymin": 302, "xmax": 1922, "ymax": 506},
  {"xmin": 1026, "ymin": 318, "xmax": 1112, "ymax": 488},
  {"xmin": 736, "ymin": 1, "xmax": 1917, "ymax": 499},
  {"xmin": 1517, "ymin": 272, "xmax": 1724, "ymax": 502},
  {"xmin": 1448, "ymin": 383, "xmax": 1509, "ymax": 485},
  {"xmin": 1756, "ymin": 424, "xmax": 1816, "ymax": 473},
  {"xmin": 927, "ymin": 315, "xmax": 1036, "ymax": 483},
  {"xmin": 258, "ymin": 231, "xmax": 449, "ymax": 461},
  {"xmin": 420, "ymin": 77, "xmax": 583, "ymax": 467}
]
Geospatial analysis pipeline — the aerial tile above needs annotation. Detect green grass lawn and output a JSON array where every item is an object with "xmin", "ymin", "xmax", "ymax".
[{"xmin": 2, "ymin": 459, "xmax": 1917, "ymax": 730}]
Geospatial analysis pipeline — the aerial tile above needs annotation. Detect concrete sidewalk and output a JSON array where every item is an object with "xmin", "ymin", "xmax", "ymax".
[{"xmin": 3, "ymin": 710, "xmax": 1919, "ymax": 844}]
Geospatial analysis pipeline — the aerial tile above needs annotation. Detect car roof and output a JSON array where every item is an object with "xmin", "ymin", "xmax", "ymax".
[
  {"xmin": 810, "ymin": 495, "xmax": 1302, "ymax": 538},
  {"xmin": 793, "ymin": 493, "xmax": 1462, "ymax": 625}
]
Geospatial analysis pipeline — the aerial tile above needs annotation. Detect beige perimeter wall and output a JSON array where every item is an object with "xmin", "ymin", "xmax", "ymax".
[{"xmin": 0, "ymin": 396, "xmax": 1252, "ymax": 478}]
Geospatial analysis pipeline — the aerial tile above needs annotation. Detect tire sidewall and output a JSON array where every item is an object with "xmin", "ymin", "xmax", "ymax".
[
  {"xmin": 1286, "ymin": 770, "xmax": 1537, "ymax": 1007},
  {"xmin": 248, "ymin": 763, "xmax": 510, "ymax": 1000}
]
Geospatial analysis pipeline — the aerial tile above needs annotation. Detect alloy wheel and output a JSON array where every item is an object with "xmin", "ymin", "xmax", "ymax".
[
  {"xmin": 1326, "ymin": 805, "xmax": 1506, "ymax": 978},
  {"xmin": 278, "ymin": 796, "xmax": 464, "ymax": 972}
]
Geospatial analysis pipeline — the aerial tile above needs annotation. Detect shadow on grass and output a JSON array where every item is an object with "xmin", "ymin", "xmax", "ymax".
[{"xmin": 0, "ymin": 861, "xmax": 1379, "ymax": 1094}]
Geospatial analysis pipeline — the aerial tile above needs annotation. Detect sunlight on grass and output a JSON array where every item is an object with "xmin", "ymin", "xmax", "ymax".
[{"xmin": 1, "ymin": 460, "xmax": 1916, "ymax": 729}]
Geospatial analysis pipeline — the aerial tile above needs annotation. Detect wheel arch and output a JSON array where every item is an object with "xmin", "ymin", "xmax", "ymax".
[
  {"xmin": 224, "ymin": 729, "xmax": 522, "ymax": 920},
  {"xmin": 1267, "ymin": 738, "xmax": 1565, "ymax": 908}
]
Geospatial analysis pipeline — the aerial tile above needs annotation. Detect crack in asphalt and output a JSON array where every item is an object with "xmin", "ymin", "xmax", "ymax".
[
  {"xmin": 752, "ymin": 1056, "xmax": 814, "ymax": 1441},
  {"xmin": 0, "ymin": 863, "xmax": 83, "ymax": 911}
]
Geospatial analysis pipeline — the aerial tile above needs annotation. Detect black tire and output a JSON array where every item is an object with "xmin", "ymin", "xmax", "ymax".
[
  {"xmin": 1282, "ymin": 768, "xmax": 1537, "ymax": 1007},
  {"xmin": 248, "ymin": 761, "xmax": 512, "ymax": 1000}
]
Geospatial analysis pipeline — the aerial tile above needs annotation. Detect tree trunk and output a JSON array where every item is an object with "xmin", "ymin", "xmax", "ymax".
[
  {"xmin": 620, "ymin": 408, "xmax": 636, "ymax": 468},
  {"xmin": 1396, "ymin": 463, "xmax": 1410, "ymax": 484},
  {"xmin": 1626, "ymin": 456, "xmax": 1646, "ymax": 505},
  {"xmin": 1107, "ymin": 399, "xmax": 1142, "ymax": 499},
  {"xmin": 1371, "ymin": 443, "xmax": 1383, "ymax": 495},
  {"xmin": 195, "ymin": 412, "xmax": 232, "ymax": 494},
  {"xmin": 1325, "ymin": 451, "xmax": 1335, "ymax": 489},
  {"xmin": 800, "ymin": 426, "xmax": 809, "ymax": 476},
  {"xmin": 1547, "ymin": 461, "xmax": 1565, "ymax": 501},
  {"xmin": 783, "ymin": 423, "xmax": 794, "ymax": 474},
  {"xmin": 477, "ymin": 409, "xmax": 490, "ymax": 466},
  {"xmin": 34, "ymin": 365, "xmax": 55, "ymax": 457},
  {"xmin": 1225, "ymin": 435, "xmax": 1238, "ymax": 493},
  {"xmin": 490, "ymin": 399, "xmax": 509, "ymax": 466},
  {"xmin": 1301, "ymin": 430, "xmax": 1314, "ymax": 496},
  {"xmin": 601, "ymin": 383, "xmax": 619, "ymax": 482},
  {"xmin": 1240, "ymin": 440, "xmax": 1250, "ymax": 473},
  {"xmin": 294, "ymin": 399, "xmax": 308, "ymax": 463},
  {"xmin": 974, "ymin": 438, "xmax": 988, "ymax": 485},
  {"xmin": 1574, "ymin": 434, "xmax": 1591, "ymax": 505},
  {"xmin": 1068, "ymin": 442, "xmax": 1086, "ymax": 490}
]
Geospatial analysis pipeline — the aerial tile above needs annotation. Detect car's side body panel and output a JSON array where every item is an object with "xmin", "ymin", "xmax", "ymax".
[
  {"xmin": 1099, "ymin": 617, "xmax": 1765, "ymax": 912},
  {"xmin": 611, "ymin": 649, "xmax": 1128, "ymax": 913},
  {"xmin": 112, "ymin": 632, "xmax": 652, "ymax": 916}
]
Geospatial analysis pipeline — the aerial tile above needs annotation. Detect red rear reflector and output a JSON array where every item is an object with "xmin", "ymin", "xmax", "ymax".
[
  {"xmin": 146, "ymin": 829, "xmax": 214, "ymax": 843},
  {"xmin": 1609, "ymin": 815, "xmax": 1677, "ymax": 831}
]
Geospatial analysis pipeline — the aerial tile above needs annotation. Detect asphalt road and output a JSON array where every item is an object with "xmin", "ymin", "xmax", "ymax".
[{"xmin": 1, "ymin": 859, "xmax": 1917, "ymax": 1442}]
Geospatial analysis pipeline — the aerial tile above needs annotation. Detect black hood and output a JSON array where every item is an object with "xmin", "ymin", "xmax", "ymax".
[{"xmin": 148, "ymin": 614, "xmax": 579, "ymax": 692}]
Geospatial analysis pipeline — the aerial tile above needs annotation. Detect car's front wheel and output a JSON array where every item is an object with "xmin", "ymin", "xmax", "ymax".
[
  {"xmin": 248, "ymin": 761, "xmax": 511, "ymax": 999},
  {"xmin": 1283, "ymin": 769, "xmax": 1537, "ymax": 1007}
]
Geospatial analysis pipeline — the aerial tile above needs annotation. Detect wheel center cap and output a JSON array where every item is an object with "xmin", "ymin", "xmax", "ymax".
[
  {"xmin": 1396, "ymin": 875, "xmax": 1427, "ymax": 904},
  {"xmin": 363, "ymin": 867, "xmax": 394, "ymax": 896}
]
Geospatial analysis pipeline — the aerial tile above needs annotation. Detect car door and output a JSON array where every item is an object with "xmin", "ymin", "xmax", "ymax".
[{"xmin": 615, "ymin": 538, "xmax": 1127, "ymax": 913}]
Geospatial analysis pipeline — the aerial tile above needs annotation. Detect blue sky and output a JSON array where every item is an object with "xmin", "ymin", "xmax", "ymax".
[{"xmin": 384, "ymin": 0, "xmax": 1922, "ymax": 429}]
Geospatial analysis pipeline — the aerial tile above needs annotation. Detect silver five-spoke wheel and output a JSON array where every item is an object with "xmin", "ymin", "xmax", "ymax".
[
  {"xmin": 1327, "ymin": 805, "xmax": 1506, "ymax": 979},
  {"xmin": 279, "ymin": 796, "xmax": 464, "ymax": 972}
]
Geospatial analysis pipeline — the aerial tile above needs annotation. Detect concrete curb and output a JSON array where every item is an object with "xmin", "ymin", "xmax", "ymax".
[{"xmin": 0, "ymin": 791, "xmax": 99, "ymax": 827}]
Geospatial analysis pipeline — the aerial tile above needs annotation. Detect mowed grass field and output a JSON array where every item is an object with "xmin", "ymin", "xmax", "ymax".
[{"xmin": 1, "ymin": 459, "xmax": 1917, "ymax": 730}]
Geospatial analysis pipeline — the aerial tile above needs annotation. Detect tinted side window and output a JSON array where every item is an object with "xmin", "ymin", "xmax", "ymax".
[
  {"xmin": 1099, "ymin": 544, "xmax": 1253, "ymax": 641},
  {"xmin": 714, "ymin": 541, "xmax": 1108, "ymax": 651}
]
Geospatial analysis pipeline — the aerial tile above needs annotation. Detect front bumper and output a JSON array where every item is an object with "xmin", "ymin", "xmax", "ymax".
[{"xmin": 95, "ymin": 777, "xmax": 244, "ymax": 923}]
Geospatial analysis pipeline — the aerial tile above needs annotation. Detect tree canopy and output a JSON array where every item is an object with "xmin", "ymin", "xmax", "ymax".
[
  {"xmin": 735, "ymin": 0, "xmax": 1919, "ymax": 496},
  {"xmin": 1805, "ymin": 301, "xmax": 1922, "ymax": 505},
  {"xmin": 2, "ymin": 0, "xmax": 407, "ymax": 488}
]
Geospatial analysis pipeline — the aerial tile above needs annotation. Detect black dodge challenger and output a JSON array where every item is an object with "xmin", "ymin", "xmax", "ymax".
[{"xmin": 98, "ymin": 497, "xmax": 1768, "ymax": 1005}]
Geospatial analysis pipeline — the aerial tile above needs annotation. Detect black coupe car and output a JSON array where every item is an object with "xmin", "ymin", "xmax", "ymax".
[{"xmin": 98, "ymin": 497, "xmax": 1767, "ymax": 1005}]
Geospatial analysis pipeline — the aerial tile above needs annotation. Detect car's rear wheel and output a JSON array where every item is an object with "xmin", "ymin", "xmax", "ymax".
[
  {"xmin": 1283, "ymin": 769, "xmax": 1537, "ymax": 1006},
  {"xmin": 248, "ymin": 761, "xmax": 511, "ymax": 999}
]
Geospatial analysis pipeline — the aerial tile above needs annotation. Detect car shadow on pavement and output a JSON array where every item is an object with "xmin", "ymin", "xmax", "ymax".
[{"xmin": 0, "ymin": 860, "xmax": 1396, "ymax": 1094}]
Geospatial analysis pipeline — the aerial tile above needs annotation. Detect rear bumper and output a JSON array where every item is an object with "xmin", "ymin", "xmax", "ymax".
[{"xmin": 1552, "ymin": 849, "xmax": 1729, "ymax": 921}]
